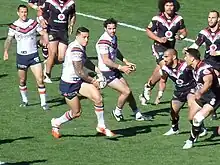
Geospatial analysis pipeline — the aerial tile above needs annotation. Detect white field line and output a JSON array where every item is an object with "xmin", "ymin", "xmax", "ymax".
[{"xmin": 20, "ymin": 0, "xmax": 195, "ymax": 43}]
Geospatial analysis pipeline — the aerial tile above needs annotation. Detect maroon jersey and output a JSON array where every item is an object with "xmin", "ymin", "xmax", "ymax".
[
  {"xmin": 194, "ymin": 27, "xmax": 220, "ymax": 62},
  {"xmin": 41, "ymin": 0, "xmax": 75, "ymax": 31},
  {"xmin": 147, "ymin": 12, "xmax": 185, "ymax": 49}
]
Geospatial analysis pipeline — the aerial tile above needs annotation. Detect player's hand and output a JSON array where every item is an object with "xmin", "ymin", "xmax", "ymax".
[
  {"xmin": 92, "ymin": 79, "xmax": 100, "ymax": 89},
  {"xmin": 210, "ymin": 51, "xmax": 217, "ymax": 56},
  {"xmin": 3, "ymin": 51, "xmax": 8, "ymax": 61},
  {"xmin": 118, "ymin": 65, "xmax": 132, "ymax": 75},
  {"xmin": 40, "ymin": 19, "xmax": 48, "ymax": 29},
  {"xmin": 175, "ymin": 34, "xmax": 181, "ymax": 40},
  {"xmin": 124, "ymin": 61, "xmax": 136, "ymax": 71},
  {"xmin": 182, "ymin": 47, "xmax": 188, "ymax": 54},
  {"xmin": 158, "ymin": 37, "xmax": 167, "ymax": 43},
  {"xmin": 68, "ymin": 25, "xmax": 73, "ymax": 35},
  {"xmin": 195, "ymin": 91, "xmax": 202, "ymax": 100}
]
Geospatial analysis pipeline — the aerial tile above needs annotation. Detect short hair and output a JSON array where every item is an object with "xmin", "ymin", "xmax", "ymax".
[
  {"xmin": 103, "ymin": 18, "xmax": 117, "ymax": 28},
  {"xmin": 185, "ymin": 48, "xmax": 201, "ymax": 60},
  {"xmin": 209, "ymin": 10, "xmax": 220, "ymax": 17},
  {"xmin": 76, "ymin": 27, "xmax": 89, "ymax": 35},
  {"xmin": 158, "ymin": 0, "xmax": 180, "ymax": 12},
  {"xmin": 17, "ymin": 4, "xmax": 28, "ymax": 12}
]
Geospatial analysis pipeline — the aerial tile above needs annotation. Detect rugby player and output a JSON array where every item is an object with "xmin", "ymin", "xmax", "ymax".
[
  {"xmin": 139, "ymin": 0, "xmax": 187, "ymax": 105},
  {"xmin": 182, "ymin": 48, "xmax": 220, "ymax": 149},
  {"xmin": 96, "ymin": 18, "xmax": 153, "ymax": 122},
  {"xmin": 51, "ymin": 27, "xmax": 114, "ymax": 138},
  {"xmin": 38, "ymin": 0, "xmax": 76, "ymax": 83},
  {"xmin": 160, "ymin": 49, "xmax": 207, "ymax": 137},
  {"xmin": 189, "ymin": 10, "xmax": 220, "ymax": 120},
  {"xmin": 3, "ymin": 5, "xmax": 49, "ymax": 110}
]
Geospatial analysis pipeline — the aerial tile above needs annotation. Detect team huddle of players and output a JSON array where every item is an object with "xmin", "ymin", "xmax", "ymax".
[{"xmin": 3, "ymin": 0, "xmax": 220, "ymax": 149}]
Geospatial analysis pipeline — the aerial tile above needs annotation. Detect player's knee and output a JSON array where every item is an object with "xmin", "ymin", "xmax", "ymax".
[
  {"xmin": 193, "ymin": 112, "xmax": 205, "ymax": 127},
  {"xmin": 93, "ymin": 94, "xmax": 103, "ymax": 105},
  {"xmin": 121, "ymin": 86, "xmax": 131, "ymax": 96},
  {"xmin": 36, "ymin": 77, "xmax": 44, "ymax": 86},
  {"xmin": 58, "ymin": 54, "xmax": 64, "ymax": 62}
]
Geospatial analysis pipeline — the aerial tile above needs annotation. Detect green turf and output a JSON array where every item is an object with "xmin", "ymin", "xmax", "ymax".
[{"xmin": 0, "ymin": 0, "xmax": 220, "ymax": 165}]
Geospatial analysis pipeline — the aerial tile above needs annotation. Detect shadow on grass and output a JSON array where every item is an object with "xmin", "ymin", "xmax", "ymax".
[
  {"xmin": 62, "ymin": 124, "xmax": 168, "ymax": 140},
  {"xmin": 2, "ymin": 159, "xmax": 47, "ymax": 165},
  {"xmin": 0, "ymin": 136, "xmax": 34, "ymax": 145},
  {"xmin": 47, "ymin": 97, "xmax": 66, "ymax": 108},
  {"xmin": 142, "ymin": 107, "xmax": 170, "ymax": 117},
  {"xmin": 0, "ymin": 74, "xmax": 8, "ymax": 78}
]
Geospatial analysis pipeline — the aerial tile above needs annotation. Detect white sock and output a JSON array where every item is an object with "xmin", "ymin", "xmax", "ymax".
[
  {"xmin": 19, "ymin": 85, "xmax": 28, "ymax": 103},
  {"xmin": 38, "ymin": 86, "xmax": 47, "ymax": 106},
  {"xmin": 94, "ymin": 105, "xmax": 105, "ymax": 128},
  {"xmin": 114, "ymin": 106, "xmax": 122, "ymax": 116},
  {"xmin": 56, "ymin": 110, "xmax": 73, "ymax": 125}
]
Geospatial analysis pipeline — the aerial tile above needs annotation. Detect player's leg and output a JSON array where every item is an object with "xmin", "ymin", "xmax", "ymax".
[
  {"xmin": 79, "ymin": 82, "xmax": 114, "ymax": 137},
  {"xmin": 140, "ymin": 64, "xmax": 161, "ymax": 105},
  {"xmin": 119, "ymin": 77, "xmax": 153, "ymax": 121},
  {"xmin": 154, "ymin": 60, "xmax": 166, "ymax": 105},
  {"xmin": 44, "ymin": 31, "xmax": 59, "ymax": 83},
  {"xmin": 140, "ymin": 45, "xmax": 166, "ymax": 104},
  {"xmin": 18, "ymin": 69, "xmax": 28, "ymax": 106},
  {"xmin": 107, "ymin": 78, "xmax": 131, "ymax": 121},
  {"xmin": 17, "ymin": 54, "xmax": 29, "ymax": 106},
  {"xmin": 164, "ymin": 98, "xmax": 184, "ymax": 136},
  {"xmin": 51, "ymin": 80, "xmax": 82, "ymax": 138},
  {"xmin": 57, "ymin": 31, "xmax": 68, "ymax": 62},
  {"xmin": 30, "ymin": 56, "xmax": 48, "ymax": 110}
]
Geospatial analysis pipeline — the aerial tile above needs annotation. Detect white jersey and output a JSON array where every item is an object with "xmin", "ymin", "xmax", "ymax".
[
  {"xmin": 8, "ymin": 18, "xmax": 42, "ymax": 55},
  {"xmin": 61, "ymin": 40, "xmax": 87, "ymax": 83},
  {"xmin": 96, "ymin": 32, "xmax": 118, "ymax": 71}
]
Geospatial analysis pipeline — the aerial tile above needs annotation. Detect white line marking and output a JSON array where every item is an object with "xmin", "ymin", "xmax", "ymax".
[{"xmin": 20, "ymin": 0, "xmax": 195, "ymax": 43}]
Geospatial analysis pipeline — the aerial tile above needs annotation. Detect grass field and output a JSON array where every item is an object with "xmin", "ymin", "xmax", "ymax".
[{"xmin": 0, "ymin": 0, "xmax": 220, "ymax": 165}]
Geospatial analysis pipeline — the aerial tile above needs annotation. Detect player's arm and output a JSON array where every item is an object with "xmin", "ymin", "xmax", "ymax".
[
  {"xmin": 195, "ymin": 73, "xmax": 213, "ymax": 99},
  {"xmin": 189, "ymin": 32, "xmax": 205, "ymax": 49},
  {"xmin": 4, "ymin": 25, "xmax": 15, "ymax": 61},
  {"xmin": 3, "ymin": 35, "xmax": 13, "ymax": 61},
  {"xmin": 159, "ymin": 70, "xmax": 168, "ymax": 91},
  {"xmin": 37, "ymin": 2, "xmax": 48, "ymax": 28},
  {"xmin": 146, "ymin": 18, "xmax": 167, "ymax": 43},
  {"xmin": 68, "ymin": 4, "xmax": 76, "ymax": 35},
  {"xmin": 116, "ymin": 49, "xmax": 136, "ymax": 70},
  {"xmin": 101, "ymin": 53, "xmax": 132, "ymax": 75},
  {"xmin": 84, "ymin": 58, "xmax": 102, "ymax": 74},
  {"xmin": 73, "ymin": 60, "xmax": 94, "ymax": 83},
  {"xmin": 28, "ymin": 0, "xmax": 40, "ymax": 10},
  {"xmin": 71, "ymin": 49, "xmax": 99, "ymax": 87},
  {"xmin": 38, "ymin": 29, "xmax": 49, "ymax": 46},
  {"xmin": 175, "ymin": 18, "xmax": 187, "ymax": 40}
]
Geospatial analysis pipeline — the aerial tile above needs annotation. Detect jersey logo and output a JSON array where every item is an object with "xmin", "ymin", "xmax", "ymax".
[
  {"xmin": 210, "ymin": 44, "xmax": 217, "ymax": 51},
  {"xmin": 58, "ymin": 13, "xmax": 65, "ymax": 20},
  {"xmin": 165, "ymin": 31, "xmax": 173, "ymax": 41}
]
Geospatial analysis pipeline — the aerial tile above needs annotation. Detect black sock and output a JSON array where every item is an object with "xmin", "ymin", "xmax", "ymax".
[
  {"xmin": 189, "ymin": 125, "xmax": 201, "ymax": 142},
  {"xmin": 171, "ymin": 116, "xmax": 179, "ymax": 131}
]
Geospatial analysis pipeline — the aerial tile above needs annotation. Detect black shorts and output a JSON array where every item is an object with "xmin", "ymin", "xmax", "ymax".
[
  {"xmin": 16, "ymin": 52, "xmax": 41, "ymax": 70},
  {"xmin": 195, "ymin": 91, "xmax": 220, "ymax": 110},
  {"xmin": 48, "ymin": 29, "xmax": 68, "ymax": 45},
  {"xmin": 59, "ymin": 79, "xmax": 82, "ymax": 100},
  {"xmin": 102, "ymin": 69, "xmax": 123, "ymax": 84},
  {"xmin": 172, "ymin": 88, "xmax": 195, "ymax": 103},
  {"xmin": 152, "ymin": 43, "xmax": 168, "ymax": 64}
]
